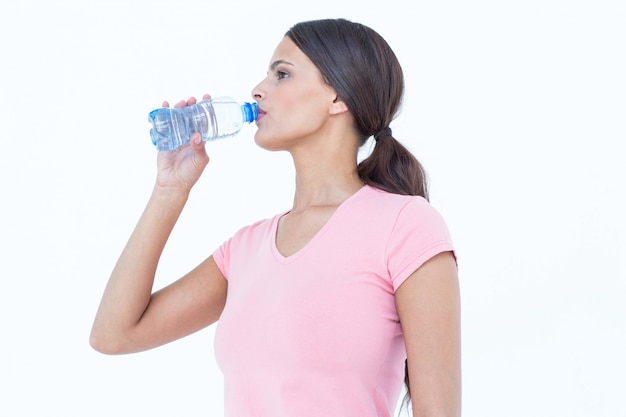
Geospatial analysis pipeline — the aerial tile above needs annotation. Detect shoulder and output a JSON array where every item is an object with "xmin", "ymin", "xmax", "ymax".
[
  {"xmin": 220, "ymin": 211, "xmax": 288, "ymax": 250},
  {"xmin": 363, "ymin": 187, "xmax": 456, "ymax": 291},
  {"xmin": 231, "ymin": 214, "xmax": 279, "ymax": 239},
  {"xmin": 346, "ymin": 185, "xmax": 452, "ymax": 248},
  {"xmin": 212, "ymin": 212, "xmax": 284, "ymax": 277},
  {"xmin": 359, "ymin": 185, "xmax": 439, "ymax": 220},
  {"xmin": 361, "ymin": 185, "xmax": 453, "ymax": 255}
]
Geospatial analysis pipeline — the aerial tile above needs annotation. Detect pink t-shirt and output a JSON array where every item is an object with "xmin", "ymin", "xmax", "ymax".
[{"xmin": 213, "ymin": 185, "xmax": 454, "ymax": 417}]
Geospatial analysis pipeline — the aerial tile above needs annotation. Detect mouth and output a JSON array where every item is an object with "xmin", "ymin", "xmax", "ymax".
[{"xmin": 256, "ymin": 108, "xmax": 267, "ymax": 122}]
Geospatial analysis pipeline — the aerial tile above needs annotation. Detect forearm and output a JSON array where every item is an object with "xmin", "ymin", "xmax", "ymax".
[{"xmin": 90, "ymin": 184, "xmax": 190, "ymax": 353}]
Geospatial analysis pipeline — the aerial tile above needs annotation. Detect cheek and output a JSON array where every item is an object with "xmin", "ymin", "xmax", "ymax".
[
  {"xmin": 253, "ymin": 125, "xmax": 289, "ymax": 151},
  {"xmin": 252, "ymin": 99, "xmax": 329, "ymax": 150}
]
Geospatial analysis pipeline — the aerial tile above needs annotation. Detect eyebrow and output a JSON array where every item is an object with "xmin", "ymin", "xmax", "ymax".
[{"xmin": 269, "ymin": 59, "xmax": 295, "ymax": 71}]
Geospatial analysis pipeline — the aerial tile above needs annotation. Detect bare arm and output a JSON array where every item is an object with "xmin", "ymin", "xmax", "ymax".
[
  {"xmin": 395, "ymin": 251, "xmax": 461, "ymax": 417},
  {"xmin": 89, "ymin": 186, "xmax": 227, "ymax": 354},
  {"xmin": 90, "ymin": 95, "xmax": 227, "ymax": 355}
]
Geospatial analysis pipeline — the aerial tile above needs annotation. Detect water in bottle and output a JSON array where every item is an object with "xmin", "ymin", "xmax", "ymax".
[{"xmin": 148, "ymin": 96, "xmax": 259, "ymax": 151}]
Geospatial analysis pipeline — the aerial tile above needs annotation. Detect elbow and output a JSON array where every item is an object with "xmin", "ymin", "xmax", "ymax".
[
  {"xmin": 89, "ymin": 331, "xmax": 115, "ymax": 355},
  {"xmin": 89, "ymin": 326, "xmax": 127, "ymax": 355}
]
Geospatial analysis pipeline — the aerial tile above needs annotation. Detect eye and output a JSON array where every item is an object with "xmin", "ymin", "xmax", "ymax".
[{"xmin": 277, "ymin": 70, "xmax": 290, "ymax": 80}]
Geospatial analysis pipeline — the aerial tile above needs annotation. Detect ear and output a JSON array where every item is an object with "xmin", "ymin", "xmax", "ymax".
[{"xmin": 329, "ymin": 95, "xmax": 349, "ymax": 115}]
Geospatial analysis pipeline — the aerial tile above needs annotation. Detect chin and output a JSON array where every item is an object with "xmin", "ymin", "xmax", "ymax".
[{"xmin": 254, "ymin": 133, "xmax": 288, "ymax": 152}]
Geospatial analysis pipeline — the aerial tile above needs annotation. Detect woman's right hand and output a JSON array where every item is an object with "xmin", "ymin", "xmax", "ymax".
[{"xmin": 155, "ymin": 94, "xmax": 211, "ymax": 192}]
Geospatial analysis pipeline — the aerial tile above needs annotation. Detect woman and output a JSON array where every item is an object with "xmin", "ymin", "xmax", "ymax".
[{"xmin": 90, "ymin": 18, "xmax": 461, "ymax": 417}]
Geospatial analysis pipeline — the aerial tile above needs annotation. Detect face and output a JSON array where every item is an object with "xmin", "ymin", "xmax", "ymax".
[{"xmin": 251, "ymin": 37, "xmax": 340, "ymax": 151}]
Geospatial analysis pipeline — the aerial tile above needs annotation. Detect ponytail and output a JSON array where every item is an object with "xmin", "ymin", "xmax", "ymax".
[{"xmin": 358, "ymin": 132, "xmax": 429, "ymax": 200}]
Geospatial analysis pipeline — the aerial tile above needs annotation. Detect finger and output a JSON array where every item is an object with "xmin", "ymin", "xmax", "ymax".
[
  {"xmin": 189, "ymin": 133, "xmax": 209, "ymax": 159},
  {"xmin": 186, "ymin": 96, "xmax": 198, "ymax": 106},
  {"xmin": 202, "ymin": 94, "xmax": 212, "ymax": 100},
  {"xmin": 190, "ymin": 132, "xmax": 203, "ymax": 146},
  {"xmin": 162, "ymin": 100, "xmax": 170, "ymax": 108}
]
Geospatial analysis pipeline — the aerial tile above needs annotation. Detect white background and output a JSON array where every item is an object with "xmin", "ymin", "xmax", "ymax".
[{"xmin": 1, "ymin": 1, "xmax": 624, "ymax": 416}]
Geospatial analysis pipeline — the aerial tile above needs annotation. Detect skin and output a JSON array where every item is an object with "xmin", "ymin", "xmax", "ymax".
[{"xmin": 90, "ymin": 36, "xmax": 461, "ymax": 417}]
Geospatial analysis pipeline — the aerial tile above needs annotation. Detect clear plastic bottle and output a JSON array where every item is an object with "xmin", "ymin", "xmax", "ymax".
[{"xmin": 148, "ymin": 96, "xmax": 259, "ymax": 151}]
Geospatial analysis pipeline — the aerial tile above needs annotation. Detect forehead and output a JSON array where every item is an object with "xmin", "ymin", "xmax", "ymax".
[{"xmin": 269, "ymin": 37, "xmax": 309, "ymax": 67}]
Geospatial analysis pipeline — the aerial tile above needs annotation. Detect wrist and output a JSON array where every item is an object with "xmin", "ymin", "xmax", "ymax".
[{"xmin": 151, "ymin": 183, "xmax": 191, "ymax": 206}]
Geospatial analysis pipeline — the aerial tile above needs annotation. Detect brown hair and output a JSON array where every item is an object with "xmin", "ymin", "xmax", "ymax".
[
  {"xmin": 286, "ymin": 18, "xmax": 424, "ymax": 407},
  {"xmin": 286, "ymin": 18, "xmax": 428, "ymax": 200}
]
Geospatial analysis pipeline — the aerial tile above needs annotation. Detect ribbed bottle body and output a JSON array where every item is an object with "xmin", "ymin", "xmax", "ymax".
[{"xmin": 148, "ymin": 97, "xmax": 258, "ymax": 151}]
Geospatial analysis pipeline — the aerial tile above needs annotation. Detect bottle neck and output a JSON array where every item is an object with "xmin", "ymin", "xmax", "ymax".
[{"xmin": 241, "ymin": 102, "xmax": 259, "ymax": 123}]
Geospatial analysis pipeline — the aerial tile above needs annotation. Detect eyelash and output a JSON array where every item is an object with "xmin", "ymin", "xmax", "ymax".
[{"xmin": 276, "ymin": 70, "xmax": 289, "ymax": 80}]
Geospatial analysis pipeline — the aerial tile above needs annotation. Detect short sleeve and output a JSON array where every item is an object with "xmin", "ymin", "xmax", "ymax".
[
  {"xmin": 385, "ymin": 197, "xmax": 455, "ymax": 292},
  {"xmin": 213, "ymin": 238, "xmax": 232, "ymax": 280}
]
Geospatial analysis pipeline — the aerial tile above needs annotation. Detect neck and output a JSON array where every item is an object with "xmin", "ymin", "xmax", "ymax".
[{"xmin": 289, "ymin": 140, "xmax": 363, "ymax": 213}]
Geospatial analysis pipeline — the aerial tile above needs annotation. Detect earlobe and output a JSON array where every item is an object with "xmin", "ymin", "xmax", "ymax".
[{"xmin": 330, "ymin": 95, "xmax": 349, "ymax": 115}]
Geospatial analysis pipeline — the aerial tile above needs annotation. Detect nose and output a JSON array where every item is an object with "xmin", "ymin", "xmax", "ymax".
[{"xmin": 251, "ymin": 80, "xmax": 265, "ymax": 102}]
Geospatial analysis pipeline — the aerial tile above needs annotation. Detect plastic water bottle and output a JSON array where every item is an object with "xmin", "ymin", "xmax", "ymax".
[{"xmin": 148, "ymin": 96, "xmax": 259, "ymax": 151}]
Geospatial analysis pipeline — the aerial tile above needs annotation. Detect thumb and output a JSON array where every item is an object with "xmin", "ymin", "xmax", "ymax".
[{"xmin": 189, "ymin": 133, "xmax": 210, "ymax": 164}]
